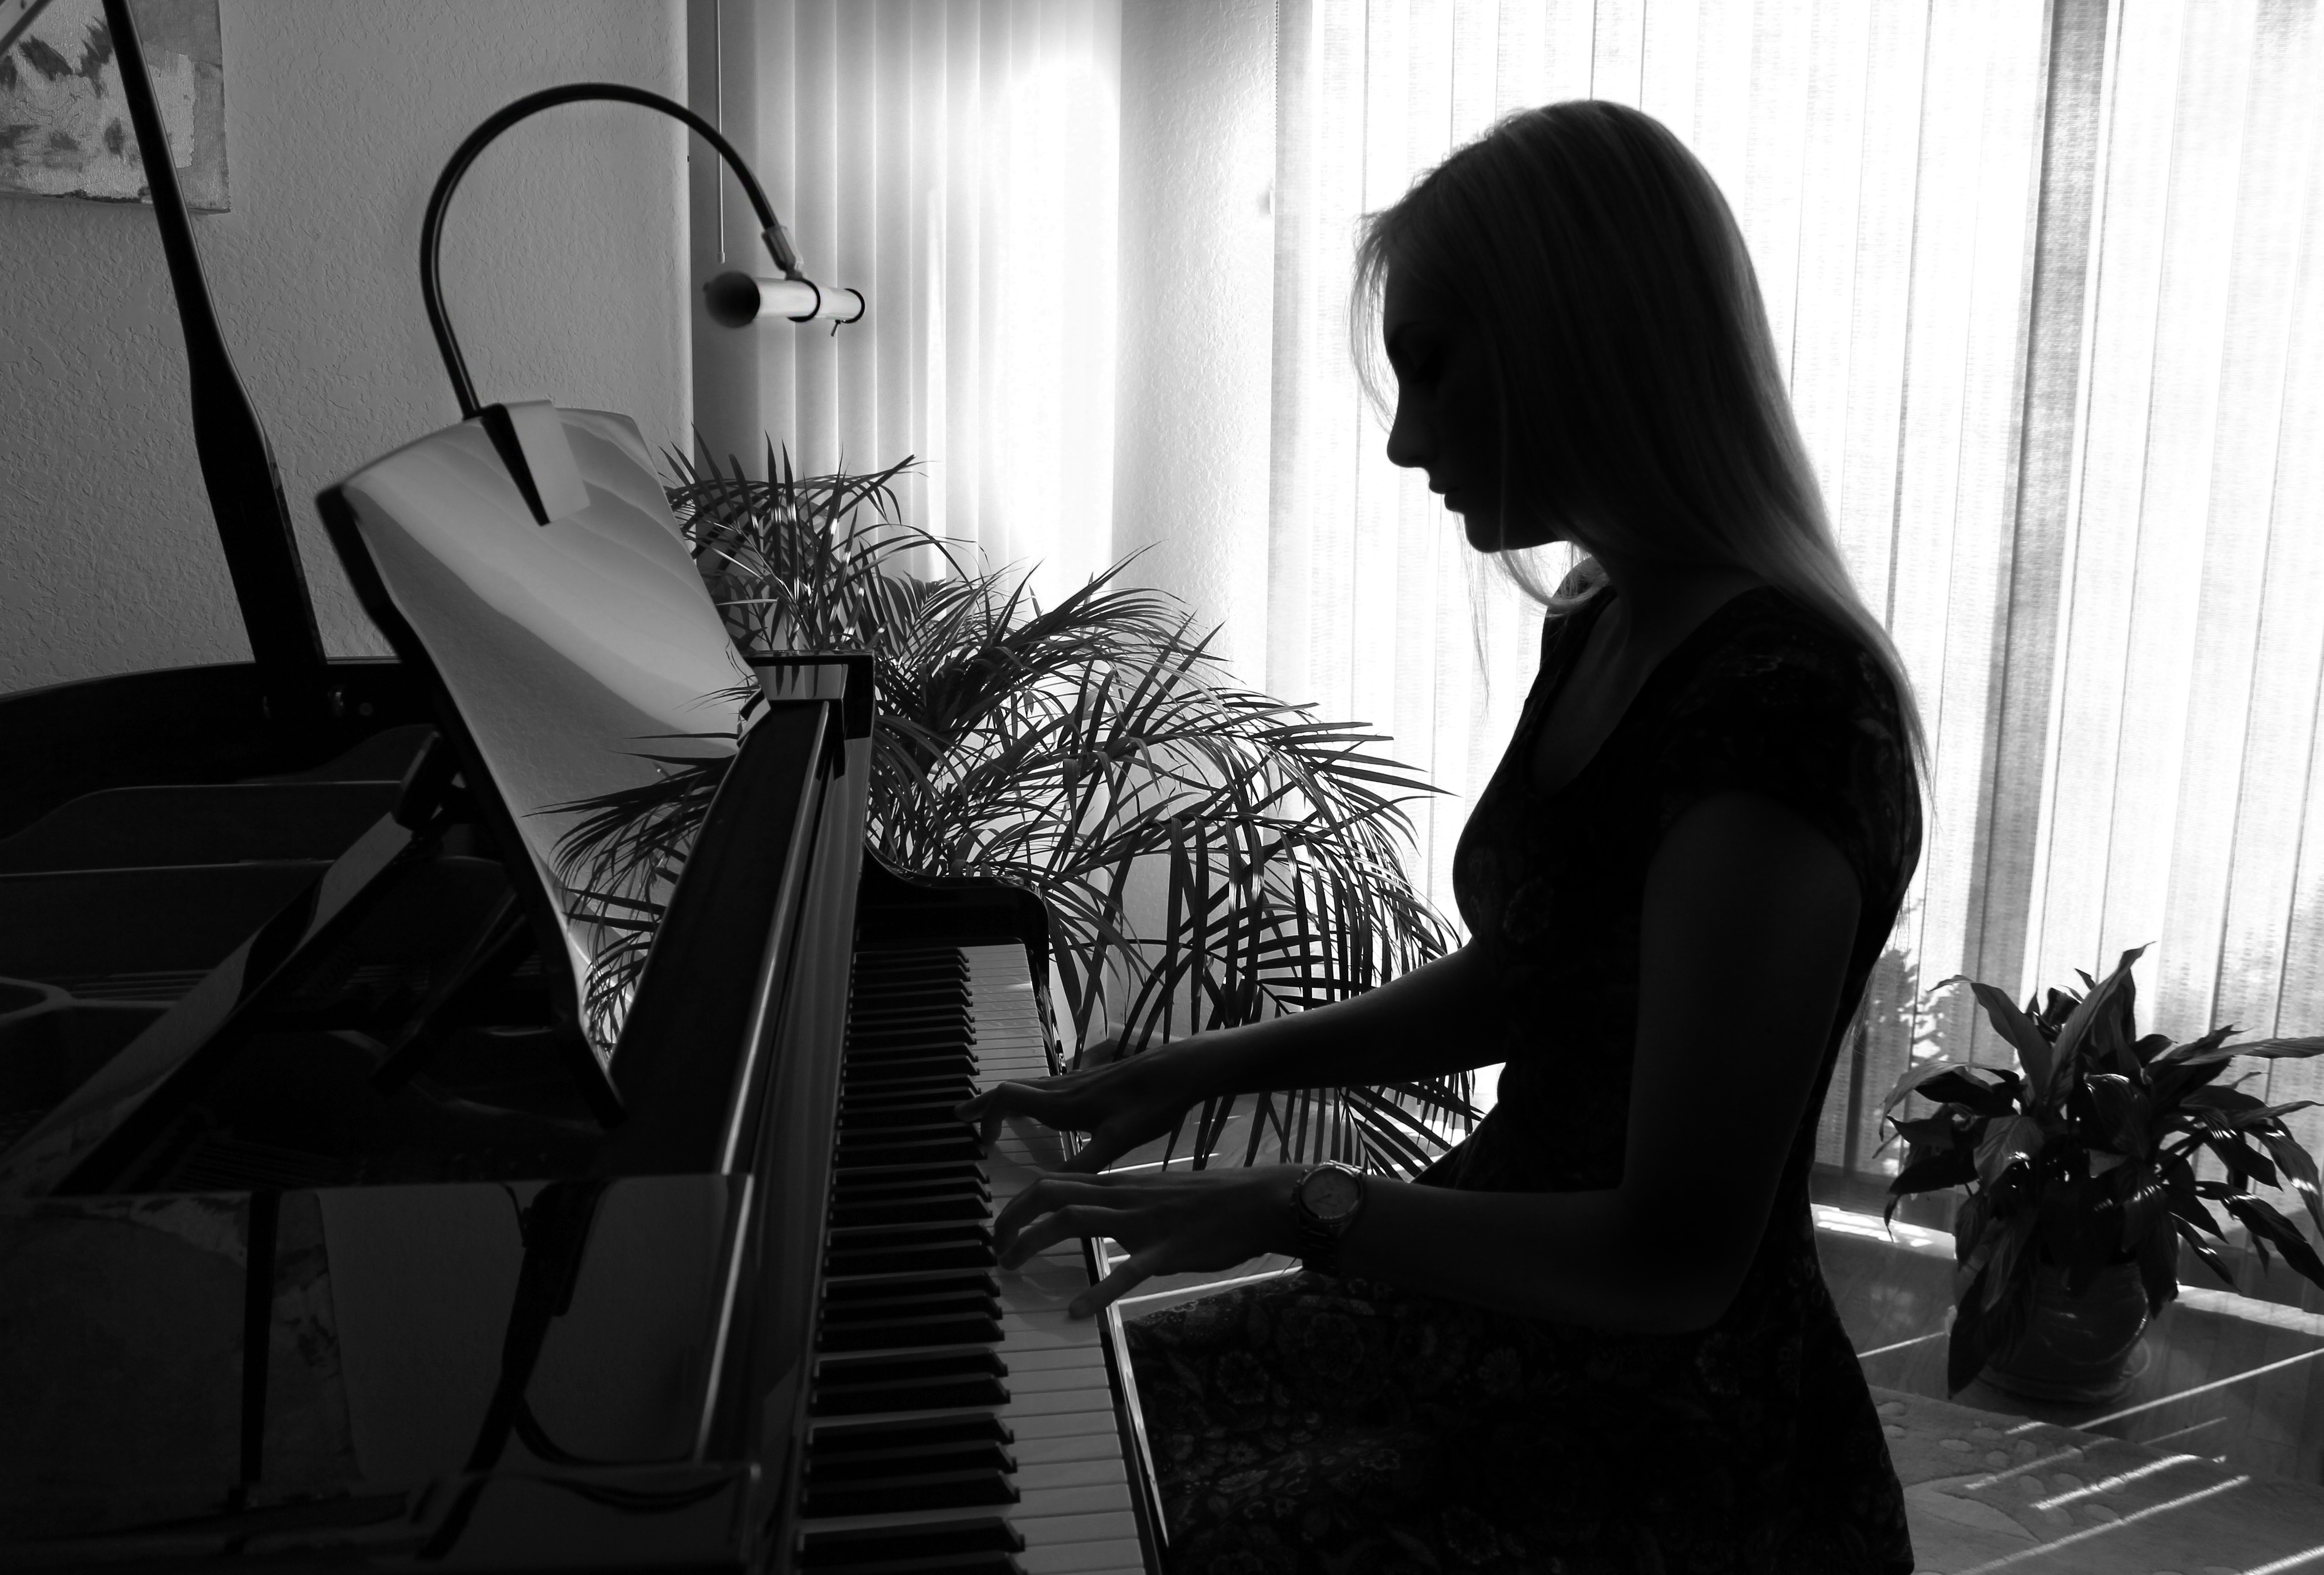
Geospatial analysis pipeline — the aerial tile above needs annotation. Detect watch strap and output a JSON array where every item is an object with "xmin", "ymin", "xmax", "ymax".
[{"xmin": 1292, "ymin": 1163, "xmax": 1364, "ymax": 1276}]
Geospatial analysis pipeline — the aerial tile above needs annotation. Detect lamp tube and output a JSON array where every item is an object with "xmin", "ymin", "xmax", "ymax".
[{"xmin": 703, "ymin": 271, "xmax": 866, "ymax": 329}]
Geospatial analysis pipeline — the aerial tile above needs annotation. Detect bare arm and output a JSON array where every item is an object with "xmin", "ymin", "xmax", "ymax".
[
  {"xmin": 1144, "ymin": 939, "xmax": 1506, "ymax": 1095},
  {"xmin": 961, "ymin": 940, "xmax": 1505, "ymax": 1173},
  {"xmin": 993, "ymin": 790, "xmax": 1862, "ymax": 1330}
]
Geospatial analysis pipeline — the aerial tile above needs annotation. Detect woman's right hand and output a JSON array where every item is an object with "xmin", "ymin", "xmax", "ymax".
[{"xmin": 953, "ymin": 1031, "xmax": 1207, "ymax": 1174}]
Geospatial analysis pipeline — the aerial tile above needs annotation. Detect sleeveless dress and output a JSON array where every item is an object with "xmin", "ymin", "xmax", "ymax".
[{"xmin": 1120, "ymin": 584, "xmax": 1923, "ymax": 1575}]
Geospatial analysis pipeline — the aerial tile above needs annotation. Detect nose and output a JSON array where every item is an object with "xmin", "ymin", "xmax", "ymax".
[{"xmin": 1384, "ymin": 399, "xmax": 1428, "ymax": 475}]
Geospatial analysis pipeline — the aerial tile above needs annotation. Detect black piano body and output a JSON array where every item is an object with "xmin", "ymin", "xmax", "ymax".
[
  {"xmin": 0, "ymin": 651, "xmax": 1149, "ymax": 1572},
  {"xmin": 0, "ymin": 9, "xmax": 1162, "ymax": 1568}
]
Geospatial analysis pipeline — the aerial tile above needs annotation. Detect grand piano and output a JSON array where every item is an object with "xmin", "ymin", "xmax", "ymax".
[{"xmin": 0, "ymin": 10, "xmax": 1162, "ymax": 1571}]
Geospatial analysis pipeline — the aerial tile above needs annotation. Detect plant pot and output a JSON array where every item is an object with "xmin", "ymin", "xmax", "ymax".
[{"xmin": 1980, "ymin": 1260, "xmax": 2153, "ymax": 1405}]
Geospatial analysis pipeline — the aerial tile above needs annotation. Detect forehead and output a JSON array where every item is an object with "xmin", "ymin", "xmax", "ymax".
[{"xmin": 1381, "ymin": 264, "xmax": 1455, "ymax": 337}]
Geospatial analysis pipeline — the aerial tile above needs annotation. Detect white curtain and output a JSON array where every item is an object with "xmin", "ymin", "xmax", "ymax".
[
  {"xmin": 2019, "ymin": 0, "xmax": 2324, "ymax": 1199},
  {"xmin": 735, "ymin": 0, "xmax": 2324, "ymax": 1210},
  {"xmin": 728, "ymin": 0, "xmax": 1121, "ymax": 604},
  {"xmin": 1266, "ymin": 0, "xmax": 2324, "ymax": 1199}
]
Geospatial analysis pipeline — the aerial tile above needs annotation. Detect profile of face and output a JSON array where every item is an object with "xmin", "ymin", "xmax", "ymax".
[{"xmin": 1382, "ymin": 263, "xmax": 1548, "ymax": 555}]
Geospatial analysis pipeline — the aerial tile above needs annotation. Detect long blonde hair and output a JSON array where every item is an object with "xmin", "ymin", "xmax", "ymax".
[{"xmin": 1348, "ymin": 100, "xmax": 1931, "ymax": 801}]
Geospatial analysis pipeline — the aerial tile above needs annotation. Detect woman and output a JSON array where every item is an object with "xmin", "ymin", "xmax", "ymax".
[{"xmin": 959, "ymin": 100, "xmax": 1924, "ymax": 1575}]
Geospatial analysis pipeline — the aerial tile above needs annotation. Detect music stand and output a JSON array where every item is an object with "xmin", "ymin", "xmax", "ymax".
[{"xmin": 317, "ymin": 405, "xmax": 757, "ymax": 1118}]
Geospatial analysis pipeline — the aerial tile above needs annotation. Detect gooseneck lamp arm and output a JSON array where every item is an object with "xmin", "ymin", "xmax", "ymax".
[{"xmin": 420, "ymin": 82, "xmax": 857, "ymax": 422}]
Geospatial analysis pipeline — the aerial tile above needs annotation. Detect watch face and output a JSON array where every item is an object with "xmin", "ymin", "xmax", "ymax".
[{"xmin": 1302, "ymin": 1167, "xmax": 1362, "ymax": 1222}]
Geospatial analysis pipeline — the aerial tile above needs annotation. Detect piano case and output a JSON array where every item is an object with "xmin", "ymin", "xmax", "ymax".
[{"xmin": 0, "ymin": 13, "xmax": 1165, "ymax": 1562}]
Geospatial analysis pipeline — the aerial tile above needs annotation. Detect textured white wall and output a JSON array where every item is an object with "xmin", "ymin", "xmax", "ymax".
[
  {"xmin": 1111, "ymin": 0, "xmax": 1276, "ymax": 679},
  {"xmin": 0, "ymin": 0, "xmax": 689, "ymax": 695}
]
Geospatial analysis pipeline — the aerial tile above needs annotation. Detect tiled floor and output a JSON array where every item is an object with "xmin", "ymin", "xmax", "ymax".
[
  {"xmin": 1816, "ymin": 1216, "xmax": 2324, "ymax": 1487},
  {"xmin": 1880, "ymin": 1384, "xmax": 2324, "ymax": 1574},
  {"xmin": 1817, "ymin": 1211, "xmax": 2324, "ymax": 1571}
]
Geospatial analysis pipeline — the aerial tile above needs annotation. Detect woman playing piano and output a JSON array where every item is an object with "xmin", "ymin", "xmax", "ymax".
[{"xmin": 959, "ymin": 99, "xmax": 1923, "ymax": 1575}]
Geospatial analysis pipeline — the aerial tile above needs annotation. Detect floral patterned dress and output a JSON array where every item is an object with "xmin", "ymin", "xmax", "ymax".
[{"xmin": 1122, "ymin": 584, "xmax": 1923, "ymax": 1575}]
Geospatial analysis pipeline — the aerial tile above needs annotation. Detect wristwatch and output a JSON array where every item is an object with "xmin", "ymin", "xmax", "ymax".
[{"xmin": 1291, "ymin": 1160, "xmax": 1368, "ymax": 1276}]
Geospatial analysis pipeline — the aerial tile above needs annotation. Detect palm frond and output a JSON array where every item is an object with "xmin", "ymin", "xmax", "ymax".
[{"xmin": 561, "ymin": 448, "xmax": 1468, "ymax": 1175}]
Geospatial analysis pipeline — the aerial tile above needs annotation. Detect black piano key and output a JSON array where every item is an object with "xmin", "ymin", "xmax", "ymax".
[
  {"xmin": 852, "ymin": 958, "xmax": 967, "ymax": 982},
  {"xmin": 831, "ymin": 1186, "xmax": 987, "ymax": 1219},
  {"xmin": 840, "ymin": 1074, "xmax": 977, "ymax": 1101},
  {"xmin": 832, "ymin": 1168, "xmax": 989, "ymax": 1194},
  {"xmin": 797, "ymin": 1518, "xmax": 1023, "ymax": 1574},
  {"xmin": 808, "ymin": 1440, "xmax": 1016, "ymax": 1482},
  {"xmin": 830, "ymin": 1171, "xmax": 989, "ymax": 1194},
  {"xmin": 845, "ymin": 1035, "xmax": 974, "ymax": 1055},
  {"xmin": 799, "ymin": 1554, "xmax": 1020, "ymax": 1575},
  {"xmin": 847, "ymin": 1041, "xmax": 975, "ymax": 1065},
  {"xmin": 815, "ymin": 1349, "xmax": 1008, "ymax": 1383},
  {"xmin": 809, "ymin": 1415, "xmax": 1013, "ymax": 1453},
  {"xmin": 823, "ymin": 1269, "xmax": 1000, "ymax": 1304},
  {"xmin": 842, "ymin": 1057, "xmax": 978, "ymax": 1084},
  {"xmin": 850, "ymin": 988, "xmax": 969, "ymax": 1011},
  {"xmin": 838, "ymin": 1106, "xmax": 975, "ymax": 1134},
  {"xmin": 802, "ymin": 1466, "xmax": 1017, "ymax": 1517},
  {"xmin": 816, "ymin": 1311, "xmax": 1004, "ymax": 1352},
  {"xmin": 849, "ymin": 1017, "xmax": 975, "ymax": 1041},
  {"xmin": 825, "ymin": 1226, "xmax": 995, "ymax": 1277},
  {"xmin": 809, "ymin": 1560, "xmax": 1020, "ymax": 1575},
  {"xmin": 850, "ymin": 989, "xmax": 971, "ymax": 1010},
  {"xmin": 853, "ymin": 963, "xmax": 963, "ymax": 981},
  {"xmin": 830, "ymin": 1193, "xmax": 989, "ymax": 1229},
  {"xmin": 821, "ymin": 1282, "xmax": 1002, "ymax": 1312},
  {"xmin": 820, "ymin": 1292, "xmax": 1004, "ymax": 1336},
  {"xmin": 851, "ymin": 999, "xmax": 972, "ymax": 1017},
  {"xmin": 810, "ymin": 1349, "xmax": 1009, "ymax": 1416},
  {"xmin": 840, "ymin": 1087, "xmax": 978, "ymax": 1112},
  {"xmin": 830, "ymin": 1162, "xmax": 987, "ymax": 1195},
  {"xmin": 835, "ymin": 1132, "xmax": 985, "ymax": 1168}
]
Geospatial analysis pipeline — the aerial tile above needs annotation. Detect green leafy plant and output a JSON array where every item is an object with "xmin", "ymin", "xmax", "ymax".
[
  {"xmin": 1880, "ymin": 943, "xmax": 2324, "ymax": 1393},
  {"xmin": 557, "ymin": 446, "xmax": 1470, "ymax": 1175}
]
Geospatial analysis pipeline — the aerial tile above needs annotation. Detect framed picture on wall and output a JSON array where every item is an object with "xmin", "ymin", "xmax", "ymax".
[{"xmin": 0, "ymin": 0, "xmax": 227, "ymax": 211}]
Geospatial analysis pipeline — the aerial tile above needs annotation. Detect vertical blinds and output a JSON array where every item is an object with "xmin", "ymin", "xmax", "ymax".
[
  {"xmin": 1268, "ymin": 0, "xmax": 2324, "ymax": 1190},
  {"xmin": 749, "ymin": 0, "xmax": 1121, "ymax": 601}
]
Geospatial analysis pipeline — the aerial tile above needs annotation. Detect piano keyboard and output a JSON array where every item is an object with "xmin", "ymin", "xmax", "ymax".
[{"xmin": 792, "ymin": 943, "xmax": 1157, "ymax": 1575}]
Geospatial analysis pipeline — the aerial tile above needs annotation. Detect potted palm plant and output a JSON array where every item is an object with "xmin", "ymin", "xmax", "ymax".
[
  {"xmin": 555, "ymin": 445, "xmax": 1471, "ymax": 1175},
  {"xmin": 1880, "ymin": 944, "xmax": 2324, "ymax": 1400}
]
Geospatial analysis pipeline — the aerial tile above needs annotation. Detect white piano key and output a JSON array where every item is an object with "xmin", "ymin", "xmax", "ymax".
[
  {"xmin": 1013, "ymin": 1483, "xmax": 1131, "ymax": 1518},
  {"xmin": 999, "ymin": 1325, "xmax": 1101, "ymax": 1353},
  {"xmin": 1004, "ymin": 1345, "xmax": 1107, "ymax": 1371},
  {"xmin": 1008, "ymin": 1409, "xmax": 1124, "ymax": 1441},
  {"xmin": 1013, "ymin": 1433, "xmax": 1131, "ymax": 1465},
  {"xmin": 793, "ymin": 944, "xmax": 1154, "ymax": 1569},
  {"xmin": 1015, "ymin": 1458, "xmax": 1130, "ymax": 1492},
  {"xmin": 1008, "ymin": 1365, "xmax": 1110, "ymax": 1395},
  {"xmin": 1004, "ymin": 1387, "xmax": 1121, "ymax": 1418},
  {"xmin": 1014, "ymin": 1510, "xmax": 1139, "ymax": 1546}
]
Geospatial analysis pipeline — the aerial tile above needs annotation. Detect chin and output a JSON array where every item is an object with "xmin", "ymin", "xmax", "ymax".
[{"xmin": 1460, "ymin": 513, "xmax": 1509, "ymax": 554}]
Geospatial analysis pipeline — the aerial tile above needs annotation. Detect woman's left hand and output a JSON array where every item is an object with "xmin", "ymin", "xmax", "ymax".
[{"xmin": 995, "ymin": 1164, "xmax": 1308, "ymax": 1319}]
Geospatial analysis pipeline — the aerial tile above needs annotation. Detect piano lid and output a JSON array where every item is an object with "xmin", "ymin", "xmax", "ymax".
[{"xmin": 318, "ymin": 405, "xmax": 759, "ymax": 1079}]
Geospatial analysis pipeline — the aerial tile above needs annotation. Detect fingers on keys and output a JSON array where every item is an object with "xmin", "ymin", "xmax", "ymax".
[
  {"xmin": 999, "ymin": 1199, "xmax": 1134, "ymax": 1272},
  {"xmin": 993, "ymin": 1172, "xmax": 1117, "ymax": 1251},
  {"xmin": 1059, "ymin": 1127, "xmax": 1131, "ymax": 1175},
  {"xmin": 1070, "ymin": 1248, "xmax": 1158, "ymax": 1320},
  {"xmin": 954, "ymin": 1081, "xmax": 1044, "ymax": 1146}
]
